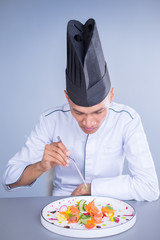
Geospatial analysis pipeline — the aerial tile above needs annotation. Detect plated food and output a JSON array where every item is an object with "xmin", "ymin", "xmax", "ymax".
[
  {"xmin": 55, "ymin": 199, "xmax": 118, "ymax": 229},
  {"xmin": 41, "ymin": 196, "xmax": 136, "ymax": 238}
]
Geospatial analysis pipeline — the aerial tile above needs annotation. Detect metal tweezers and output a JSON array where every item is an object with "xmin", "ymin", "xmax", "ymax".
[{"xmin": 57, "ymin": 136, "xmax": 87, "ymax": 188}]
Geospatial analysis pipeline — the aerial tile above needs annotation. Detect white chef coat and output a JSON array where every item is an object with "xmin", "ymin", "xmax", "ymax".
[{"xmin": 2, "ymin": 102, "xmax": 159, "ymax": 201}]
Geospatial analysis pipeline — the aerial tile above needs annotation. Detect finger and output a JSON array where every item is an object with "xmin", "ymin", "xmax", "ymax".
[
  {"xmin": 71, "ymin": 184, "xmax": 90, "ymax": 196},
  {"xmin": 50, "ymin": 142, "xmax": 70, "ymax": 158},
  {"xmin": 48, "ymin": 151, "xmax": 69, "ymax": 167},
  {"xmin": 71, "ymin": 186, "xmax": 80, "ymax": 196},
  {"xmin": 45, "ymin": 148, "xmax": 69, "ymax": 167},
  {"xmin": 44, "ymin": 152, "xmax": 68, "ymax": 167},
  {"xmin": 56, "ymin": 141, "xmax": 71, "ymax": 156},
  {"xmin": 46, "ymin": 143, "xmax": 69, "ymax": 165}
]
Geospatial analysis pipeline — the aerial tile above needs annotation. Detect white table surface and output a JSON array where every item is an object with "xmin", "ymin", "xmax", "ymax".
[{"xmin": 0, "ymin": 196, "xmax": 160, "ymax": 240}]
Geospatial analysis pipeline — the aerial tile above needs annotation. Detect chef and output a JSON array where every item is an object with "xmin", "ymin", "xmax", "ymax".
[{"xmin": 2, "ymin": 18, "xmax": 159, "ymax": 201}]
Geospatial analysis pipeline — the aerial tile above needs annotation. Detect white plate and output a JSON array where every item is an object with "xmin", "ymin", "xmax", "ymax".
[{"xmin": 41, "ymin": 196, "xmax": 136, "ymax": 238}]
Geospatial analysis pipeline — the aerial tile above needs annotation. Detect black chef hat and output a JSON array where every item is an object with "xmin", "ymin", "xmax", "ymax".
[{"xmin": 66, "ymin": 18, "xmax": 111, "ymax": 107}]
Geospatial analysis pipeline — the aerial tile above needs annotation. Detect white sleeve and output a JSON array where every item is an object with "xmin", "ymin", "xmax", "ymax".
[
  {"xmin": 91, "ymin": 115, "xmax": 159, "ymax": 201},
  {"xmin": 2, "ymin": 114, "xmax": 52, "ymax": 191}
]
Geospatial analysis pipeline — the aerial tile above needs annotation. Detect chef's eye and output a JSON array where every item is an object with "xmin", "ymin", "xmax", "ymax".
[
  {"xmin": 74, "ymin": 111, "xmax": 83, "ymax": 115},
  {"xmin": 96, "ymin": 110, "xmax": 104, "ymax": 114}
]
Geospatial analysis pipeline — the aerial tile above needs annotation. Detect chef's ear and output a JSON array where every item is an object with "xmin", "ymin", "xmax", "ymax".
[
  {"xmin": 109, "ymin": 88, "xmax": 114, "ymax": 103},
  {"xmin": 64, "ymin": 90, "xmax": 70, "ymax": 103}
]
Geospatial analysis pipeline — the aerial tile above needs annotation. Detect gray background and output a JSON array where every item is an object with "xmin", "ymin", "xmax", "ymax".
[{"xmin": 0, "ymin": 0, "xmax": 160, "ymax": 198}]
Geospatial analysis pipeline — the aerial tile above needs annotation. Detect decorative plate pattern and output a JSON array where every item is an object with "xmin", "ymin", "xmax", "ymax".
[{"xmin": 41, "ymin": 196, "xmax": 136, "ymax": 238}]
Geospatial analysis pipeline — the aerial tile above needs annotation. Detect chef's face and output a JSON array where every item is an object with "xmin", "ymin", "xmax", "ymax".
[{"xmin": 65, "ymin": 88, "xmax": 114, "ymax": 134}]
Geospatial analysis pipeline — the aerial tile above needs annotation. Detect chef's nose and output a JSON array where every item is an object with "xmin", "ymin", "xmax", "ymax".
[{"xmin": 82, "ymin": 114, "xmax": 96, "ymax": 127}]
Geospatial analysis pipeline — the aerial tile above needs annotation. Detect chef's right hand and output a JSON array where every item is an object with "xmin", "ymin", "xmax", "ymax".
[{"xmin": 40, "ymin": 141, "xmax": 70, "ymax": 172}]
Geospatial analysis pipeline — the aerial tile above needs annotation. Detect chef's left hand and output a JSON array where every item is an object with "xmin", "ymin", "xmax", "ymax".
[{"xmin": 71, "ymin": 183, "xmax": 91, "ymax": 196}]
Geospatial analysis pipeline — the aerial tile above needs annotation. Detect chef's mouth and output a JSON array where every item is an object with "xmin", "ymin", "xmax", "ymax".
[{"xmin": 81, "ymin": 126, "xmax": 98, "ymax": 133}]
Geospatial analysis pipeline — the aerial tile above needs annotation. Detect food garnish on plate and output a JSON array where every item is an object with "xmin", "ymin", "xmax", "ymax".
[{"xmin": 55, "ymin": 199, "xmax": 118, "ymax": 229}]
